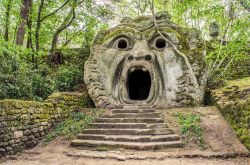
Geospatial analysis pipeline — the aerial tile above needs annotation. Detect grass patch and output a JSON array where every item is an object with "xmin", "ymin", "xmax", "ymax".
[
  {"xmin": 43, "ymin": 109, "xmax": 105, "ymax": 144},
  {"xmin": 175, "ymin": 112, "xmax": 206, "ymax": 150},
  {"xmin": 226, "ymin": 77, "xmax": 250, "ymax": 89}
]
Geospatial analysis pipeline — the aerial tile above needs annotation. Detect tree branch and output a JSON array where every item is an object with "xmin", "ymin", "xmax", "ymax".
[
  {"xmin": 149, "ymin": 0, "xmax": 202, "ymax": 100},
  {"xmin": 49, "ymin": 3, "xmax": 76, "ymax": 55},
  {"xmin": 41, "ymin": 0, "xmax": 71, "ymax": 22}
]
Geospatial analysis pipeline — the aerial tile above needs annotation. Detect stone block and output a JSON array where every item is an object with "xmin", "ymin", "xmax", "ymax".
[
  {"xmin": 24, "ymin": 130, "xmax": 31, "ymax": 135},
  {"xmin": 0, "ymin": 142, "xmax": 8, "ymax": 147},
  {"xmin": 6, "ymin": 146, "xmax": 12, "ymax": 152},
  {"xmin": 0, "ymin": 148, "xmax": 6, "ymax": 155},
  {"xmin": 14, "ymin": 131, "xmax": 23, "ymax": 139},
  {"xmin": 21, "ymin": 136, "xmax": 28, "ymax": 142},
  {"xmin": 28, "ymin": 135, "xmax": 35, "ymax": 140}
]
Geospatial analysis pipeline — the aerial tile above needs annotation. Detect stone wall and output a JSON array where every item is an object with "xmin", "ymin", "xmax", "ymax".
[
  {"xmin": 0, "ymin": 92, "xmax": 93, "ymax": 156},
  {"xmin": 212, "ymin": 77, "xmax": 250, "ymax": 150}
]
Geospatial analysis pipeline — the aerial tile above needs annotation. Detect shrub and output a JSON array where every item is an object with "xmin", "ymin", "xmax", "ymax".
[
  {"xmin": 0, "ymin": 40, "xmax": 55, "ymax": 101},
  {"xmin": 0, "ymin": 40, "xmax": 88, "ymax": 101},
  {"xmin": 0, "ymin": 41, "xmax": 33, "ymax": 99},
  {"xmin": 54, "ymin": 65, "xmax": 83, "ymax": 92},
  {"xmin": 31, "ymin": 69, "xmax": 55, "ymax": 101}
]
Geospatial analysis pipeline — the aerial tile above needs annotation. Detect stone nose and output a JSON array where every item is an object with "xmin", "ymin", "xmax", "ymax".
[
  {"xmin": 127, "ymin": 54, "xmax": 154, "ymax": 62},
  {"xmin": 128, "ymin": 40, "xmax": 154, "ymax": 62}
]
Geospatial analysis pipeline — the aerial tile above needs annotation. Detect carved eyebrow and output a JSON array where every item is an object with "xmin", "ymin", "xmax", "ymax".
[
  {"xmin": 147, "ymin": 32, "xmax": 180, "ymax": 45},
  {"xmin": 143, "ymin": 28, "xmax": 180, "ymax": 44},
  {"xmin": 105, "ymin": 34, "xmax": 134, "ymax": 48},
  {"xmin": 105, "ymin": 35, "xmax": 133, "ymax": 47},
  {"xmin": 102, "ymin": 28, "xmax": 137, "ymax": 45}
]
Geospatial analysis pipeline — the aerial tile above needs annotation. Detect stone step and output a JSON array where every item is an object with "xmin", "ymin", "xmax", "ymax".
[
  {"xmin": 82, "ymin": 128, "xmax": 174, "ymax": 135},
  {"xmin": 76, "ymin": 134, "xmax": 180, "ymax": 142},
  {"xmin": 95, "ymin": 118, "xmax": 164, "ymax": 123},
  {"xmin": 122, "ymin": 105, "xmax": 154, "ymax": 110},
  {"xmin": 89, "ymin": 123, "xmax": 168, "ymax": 129},
  {"xmin": 103, "ymin": 113, "xmax": 161, "ymax": 118},
  {"xmin": 122, "ymin": 105, "xmax": 139, "ymax": 110},
  {"xmin": 71, "ymin": 139, "xmax": 183, "ymax": 150},
  {"xmin": 137, "ymin": 105, "xmax": 155, "ymax": 109},
  {"xmin": 111, "ymin": 109, "xmax": 155, "ymax": 113}
]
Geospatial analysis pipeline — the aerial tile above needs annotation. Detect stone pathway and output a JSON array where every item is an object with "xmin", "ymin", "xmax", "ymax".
[
  {"xmin": 0, "ymin": 139, "xmax": 249, "ymax": 165},
  {"xmin": 71, "ymin": 105, "xmax": 183, "ymax": 150}
]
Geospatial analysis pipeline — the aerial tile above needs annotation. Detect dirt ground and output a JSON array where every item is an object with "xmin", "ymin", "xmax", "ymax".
[
  {"xmin": 160, "ymin": 106, "xmax": 249, "ymax": 154},
  {"xmin": 0, "ymin": 106, "xmax": 249, "ymax": 165}
]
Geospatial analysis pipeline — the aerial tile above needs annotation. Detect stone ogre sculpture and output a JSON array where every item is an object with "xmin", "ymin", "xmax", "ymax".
[{"xmin": 84, "ymin": 12, "xmax": 206, "ymax": 108}]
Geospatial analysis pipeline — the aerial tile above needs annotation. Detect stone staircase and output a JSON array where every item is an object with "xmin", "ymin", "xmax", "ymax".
[{"xmin": 71, "ymin": 105, "xmax": 183, "ymax": 150}]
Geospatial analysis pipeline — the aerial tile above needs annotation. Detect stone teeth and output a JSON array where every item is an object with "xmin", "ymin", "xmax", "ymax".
[
  {"xmin": 130, "ymin": 67, "xmax": 135, "ymax": 72},
  {"xmin": 142, "ymin": 67, "xmax": 147, "ymax": 72}
]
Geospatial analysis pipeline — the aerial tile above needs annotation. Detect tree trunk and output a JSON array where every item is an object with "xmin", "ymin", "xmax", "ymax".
[
  {"xmin": 35, "ymin": 0, "xmax": 70, "ymax": 52},
  {"xmin": 48, "ymin": 5, "xmax": 76, "ymax": 65},
  {"xmin": 35, "ymin": 0, "xmax": 44, "ymax": 52},
  {"xmin": 27, "ymin": 0, "xmax": 33, "ymax": 50},
  {"xmin": 49, "ymin": 8, "xmax": 76, "ymax": 55},
  {"xmin": 4, "ymin": 0, "xmax": 12, "ymax": 42},
  {"xmin": 16, "ymin": 0, "xmax": 31, "ymax": 45}
]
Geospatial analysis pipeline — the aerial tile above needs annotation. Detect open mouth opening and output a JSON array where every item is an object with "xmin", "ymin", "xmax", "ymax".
[{"xmin": 127, "ymin": 67, "xmax": 151, "ymax": 100}]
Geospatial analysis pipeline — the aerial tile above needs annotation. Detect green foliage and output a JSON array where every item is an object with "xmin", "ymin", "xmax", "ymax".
[
  {"xmin": 0, "ymin": 40, "xmax": 55, "ymax": 101},
  {"xmin": 0, "ymin": 40, "xmax": 33, "ymax": 99},
  {"xmin": 30, "ymin": 66, "xmax": 56, "ymax": 101},
  {"xmin": 0, "ymin": 0, "xmax": 249, "ymax": 101},
  {"xmin": 175, "ymin": 112, "xmax": 206, "ymax": 150},
  {"xmin": 0, "ymin": 40, "xmax": 89, "ymax": 101},
  {"xmin": 43, "ymin": 109, "xmax": 104, "ymax": 144},
  {"xmin": 54, "ymin": 64, "xmax": 83, "ymax": 92}
]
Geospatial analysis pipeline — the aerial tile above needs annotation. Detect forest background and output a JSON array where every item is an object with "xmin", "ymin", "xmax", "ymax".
[{"xmin": 0, "ymin": 0, "xmax": 249, "ymax": 102}]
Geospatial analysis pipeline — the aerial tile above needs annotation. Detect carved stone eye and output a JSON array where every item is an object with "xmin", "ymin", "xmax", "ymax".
[
  {"xmin": 117, "ymin": 39, "xmax": 128, "ymax": 49},
  {"xmin": 155, "ymin": 38, "xmax": 167, "ymax": 49},
  {"xmin": 112, "ymin": 37, "xmax": 134, "ymax": 50}
]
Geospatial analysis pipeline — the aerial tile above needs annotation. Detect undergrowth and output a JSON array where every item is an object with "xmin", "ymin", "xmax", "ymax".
[
  {"xmin": 175, "ymin": 112, "xmax": 206, "ymax": 150},
  {"xmin": 43, "ymin": 109, "xmax": 104, "ymax": 144}
]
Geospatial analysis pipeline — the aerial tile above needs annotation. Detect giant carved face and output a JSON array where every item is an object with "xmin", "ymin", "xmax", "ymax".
[{"xmin": 84, "ymin": 12, "xmax": 205, "ymax": 108}]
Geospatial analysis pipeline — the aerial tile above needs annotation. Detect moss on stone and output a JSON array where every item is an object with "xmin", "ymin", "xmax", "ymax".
[
  {"xmin": 99, "ymin": 28, "xmax": 137, "ymax": 45},
  {"xmin": 0, "ymin": 91, "xmax": 95, "ymax": 156},
  {"xmin": 212, "ymin": 77, "xmax": 250, "ymax": 150}
]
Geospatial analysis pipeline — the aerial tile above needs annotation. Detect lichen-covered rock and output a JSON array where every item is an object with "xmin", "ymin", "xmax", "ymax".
[
  {"xmin": 212, "ymin": 77, "xmax": 250, "ymax": 150},
  {"xmin": 84, "ymin": 11, "xmax": 206, "ymax": 108}
]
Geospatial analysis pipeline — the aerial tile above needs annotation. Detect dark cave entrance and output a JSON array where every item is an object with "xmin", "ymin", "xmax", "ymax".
[{"xmin": 127, "ymin": 69, "xmax": 151, "ymax": 100}]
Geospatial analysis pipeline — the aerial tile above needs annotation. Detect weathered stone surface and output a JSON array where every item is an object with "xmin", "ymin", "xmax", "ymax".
[
  {"xmin": 84, "ymin": 11, "xmax": 206, "ymax": 108},
  {"xmin": 71, "ymin": 139, "xmax": 183, "ymax": 150},
  {"xmin": 14, "ymin": 131, "xmax": 23, "ymax": 139},
  {"xmin": 72, "ymin": 105, "xmax": 182, "ymax": 150},
  {"xmin": 0, "ymin": 92, "xmax": 90, "ymax": 156},
  {"xmin": 76, "ymin": 134, "xmax": 179, "ymax": 142}
]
